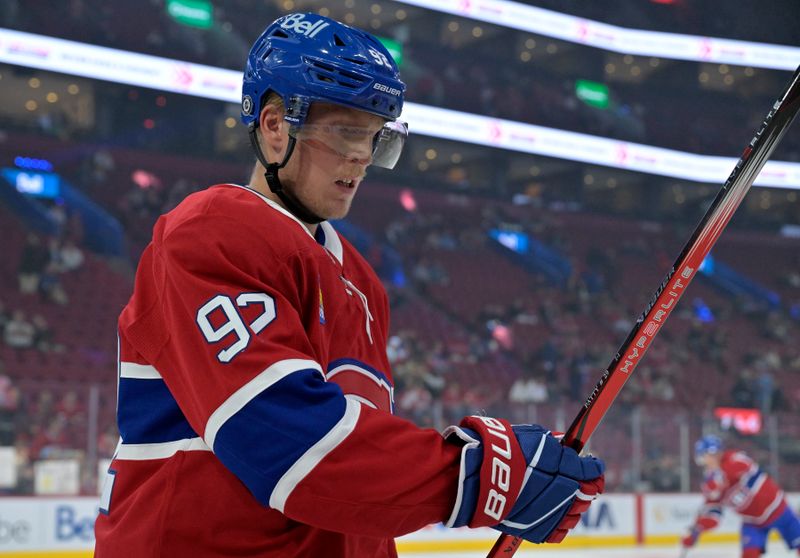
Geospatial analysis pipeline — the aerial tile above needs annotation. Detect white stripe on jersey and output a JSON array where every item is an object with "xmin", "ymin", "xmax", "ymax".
[
  {"xmin": 269, "ymin": 397, "xmax": 361, "ymax": 513},
  {"xmin": 318, "ymin": 221, "xmax": 344, "ymax": 266},
  {"xmin": 120, "ymin": 362, "xmax": 163, "ymax": 379},
  {"xmin": 344, "ymin": 393, "xmax": 377, "ymax": 409},
  {"xmin": 327, "ymin": 363, "xmax": 393, "ymax": 398},
  {"xmin": 203, "ymin": 358, "xmax": 324, "ymax": 451},
  {"xmin": 735, "ymin": 470, "xmax": 765, "ymax": 510},
  {"xmin": 741, "ymin": 490, "xmax": 785, "ymax": 524},
  {"xmin": 116, "ymin": 437, "xmax": 212, "ymax": 460}
]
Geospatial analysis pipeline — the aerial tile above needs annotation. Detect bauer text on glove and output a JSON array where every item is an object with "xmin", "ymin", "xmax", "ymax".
[{"xmin": 443, "ymin": 416, "xmax": 605, "ymax": 544}]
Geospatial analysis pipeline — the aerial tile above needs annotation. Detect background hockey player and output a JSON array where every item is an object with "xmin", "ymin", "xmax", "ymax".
[
  {"xmin": 682, "ymin": 435, "xmax": 800, "ymax": 557},
  {"xmin": 93, "ymin": 12, "xmax": 605, "ymax": 557}
]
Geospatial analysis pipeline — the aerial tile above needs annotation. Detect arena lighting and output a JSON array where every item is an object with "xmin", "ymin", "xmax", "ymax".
[
  {"xmin": 166, "ymin": 0, "xmax": 214, "ymax": 30},
  {"xmin": 377, "ymin": 36, "xmax": 403, "ymax": 67},
  {"xmin": 1, "ymin": 167, "xmax": 61, "ymax": 198},
  {"xmin": 575, "ymin": 79, "xmax": 609, "ymax": 109},
  {"xmin": 14, "ymin": 156, "xmax": 53, "ymax": 171},
  {"xmin": 1, "ymin": 28, "xmax": 800, "ymax": 189},
  {"xmin": 399, "ymin": 189, "xmax": 417, "ymax": 212},
  {"xmin": 393, "ymin": 0, "xmax": 800, "ymax": 71}
]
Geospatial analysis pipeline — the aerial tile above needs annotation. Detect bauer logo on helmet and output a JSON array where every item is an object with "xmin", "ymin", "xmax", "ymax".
[{"xmin": 373, "ymin": 83, "xmax": 402, "ymax": 97}]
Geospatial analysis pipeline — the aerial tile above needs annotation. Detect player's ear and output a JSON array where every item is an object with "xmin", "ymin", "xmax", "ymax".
[{"xmin": 258, "ymin": 104, "xmax": 287, "ymax": 157}]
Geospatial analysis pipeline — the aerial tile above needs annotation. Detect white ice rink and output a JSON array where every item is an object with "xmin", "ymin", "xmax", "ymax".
[{"xmin": 403, "ymin": 543, "xmax": 797, "ymax": 557}]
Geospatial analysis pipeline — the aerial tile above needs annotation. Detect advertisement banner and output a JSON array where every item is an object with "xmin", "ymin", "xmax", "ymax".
[
  {"xmin": 396, "ymin": 494, "xmax": 637, "ymax": 551},
  {"xmin": 1, "ymin": 27, "xmax": 799, "ymax": 189},
  {"xmin": 0, "ymin": 498, "xmax": 96, "ymax": 552},
  {"xmin": 392, "ymin": 0, "xmax": 800, "ymax": 70},
  {"xmin": 0, "ymin": 493, "xmax": 794, "ymax": 553}
]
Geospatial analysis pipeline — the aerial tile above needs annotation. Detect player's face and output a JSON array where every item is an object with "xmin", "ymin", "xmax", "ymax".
[
  {"xmin": 698, "ymin": 453, "xmax": 720, "ymax": 470},
  {"xmin": 282, "ymin": 103, "xmax": 385, "ymax": 221}
]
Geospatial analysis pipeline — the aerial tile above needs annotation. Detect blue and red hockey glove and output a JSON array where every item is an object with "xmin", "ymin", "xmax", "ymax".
[{"xmin": 443, "ymin": 416, "xmax": 605, "ymax": 543}]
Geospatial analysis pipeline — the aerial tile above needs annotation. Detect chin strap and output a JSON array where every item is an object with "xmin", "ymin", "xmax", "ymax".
[{"xmin": 248, "ymin": 123, "xmax": 325, "ymax": 225}]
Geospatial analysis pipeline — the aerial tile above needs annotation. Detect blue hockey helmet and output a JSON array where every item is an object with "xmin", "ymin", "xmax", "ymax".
[
  {"xmin": 240, "ymin": 13, "xmax": 407, "ymax": 224},
  {"xmin": 694, "ymin": 435, "xmax": 723, "ymax": 464},
  {"xmin": 241, "ymin": 12, "xmax": 405, "ymax": 129}
]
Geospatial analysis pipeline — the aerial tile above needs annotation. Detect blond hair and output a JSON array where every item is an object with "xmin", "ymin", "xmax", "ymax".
[{"xmin": 263, "ymin": 92, "xmax": 284, "ymax": 113}]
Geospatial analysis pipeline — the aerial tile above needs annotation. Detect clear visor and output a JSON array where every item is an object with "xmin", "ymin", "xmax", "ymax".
[{"xmin": 289, "ymin": 120, "xmax": 408, "ymax": 169}]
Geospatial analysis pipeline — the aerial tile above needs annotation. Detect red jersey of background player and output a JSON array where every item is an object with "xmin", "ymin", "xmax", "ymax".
[
  {"xmin": 700, "ymin": 449, "xmax": 786, "ymax": 527},
  {"xmin": 685, "ymin": 437, "xmax": 800, "ymax": 557}
]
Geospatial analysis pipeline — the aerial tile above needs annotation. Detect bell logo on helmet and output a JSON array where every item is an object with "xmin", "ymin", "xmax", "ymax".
[{"xmin": 280, "ymin": 13, "xmax": 330, "ymax": 38}]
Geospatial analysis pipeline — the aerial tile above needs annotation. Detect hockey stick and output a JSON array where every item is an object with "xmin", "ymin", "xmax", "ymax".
[{"xmin": 487, "ymin": 64, "xmax": 800, "ymax": 557}]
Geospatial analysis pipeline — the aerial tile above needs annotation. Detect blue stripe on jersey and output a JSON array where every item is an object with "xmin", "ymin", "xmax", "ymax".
[
  {"xmin": 118, "ymin": 377, "xmax": 197, "ymax": 444},
  {"xmin": 327, "ymin": 358, "xmax": 392, "ymax": 387},
  {"xmin": 213, "ymin": 368, "xmax": 346, "ymax": 506},
  {"xmin": 314, "ymin": 225, "xmax": 326, "ymax": 246},
  {"xmin": 745, "ymin": 468, "xmax": 763, "ymax": 489}
]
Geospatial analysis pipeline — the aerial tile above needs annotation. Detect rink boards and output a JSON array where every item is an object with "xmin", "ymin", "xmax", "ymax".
[
  {"xmin": 397, "ymin": 493, "xmax": 800, "ymax": 553},
  {"xmin": 0, "ymin": 493, "xmax": 795, "ymax": 555}
]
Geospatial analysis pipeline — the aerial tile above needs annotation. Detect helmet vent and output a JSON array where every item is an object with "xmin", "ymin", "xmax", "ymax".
[
  {"xmin": 333, "ymin": 34, "xmax": 347, "ymax": 47},
  {"xmin": 307, "ymin": 59, "xmax": 368, "ymax": 90},
  {"xmin": 338, "ymin": 69, "xmax": 366, "ymax": 83},
  {"xmin": 314, "ymin": 73, "xmax": 335, "ymax": 84},
  {"xmin": 311, "ymin": 60, "xmax": 335, "ymax": 72},
  {"xmin": 343, "ymin": 57, "xmax": 365, "ymax": 65},
  {"xmin": 261, "ymin": 48, "xmax": 273, "ymax": 61},
  {"xmin": 271, "ymin": 29, "xmax": 289, "ymax": 39}
]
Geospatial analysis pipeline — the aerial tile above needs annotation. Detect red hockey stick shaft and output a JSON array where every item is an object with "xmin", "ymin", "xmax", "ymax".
[{"xmin": 488, "ymin": 64, "xmax": 800, "ymax": 557}]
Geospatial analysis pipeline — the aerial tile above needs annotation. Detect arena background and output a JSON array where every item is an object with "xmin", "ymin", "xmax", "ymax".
[{"xmin": 0, "ymin": 0, "xmax": 798, "ymax": 555}]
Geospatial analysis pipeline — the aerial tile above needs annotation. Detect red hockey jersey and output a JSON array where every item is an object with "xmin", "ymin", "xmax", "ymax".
[
  {"xmin": 697, "ymin": 449, "xmax": 787, "ymax": 528},
  {"xmin": 94, "ymin": 184, "xmax": 462, "ymax": 557}
]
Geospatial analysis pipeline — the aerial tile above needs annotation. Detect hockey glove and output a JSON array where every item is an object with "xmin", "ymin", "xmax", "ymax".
[
  {"xmin": 444, "ymin": 416, "xmax": 605, "ymax": 544},
  {"xmin": 681, "ymin": 528, "xmax": 699, "ymax": 548},
  {"xmin": 682, "ymin": 510, "xmax": 719, "ymax": 547}
]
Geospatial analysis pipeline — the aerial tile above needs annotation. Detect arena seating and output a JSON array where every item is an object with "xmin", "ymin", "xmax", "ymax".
[{"xmin": 1, "ymin": 141, "xmax": 798, "ymax": 492}]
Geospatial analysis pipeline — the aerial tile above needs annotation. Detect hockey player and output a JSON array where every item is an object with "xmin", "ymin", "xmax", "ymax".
[
  {"xmin": 682, "ymin": 435, "xmax": 800, "ymax": 557},
  {"xmin": 94, "ymin": 13, "xmax": 604, "ymax": 557}
]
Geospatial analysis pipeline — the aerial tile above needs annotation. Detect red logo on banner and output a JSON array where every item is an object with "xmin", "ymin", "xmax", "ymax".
[
  {"xmin": 699, "ymin": 38, "xmax": 713, "ymax": 60},
  {"xmin": 577, "ymin": 20, "xmax": 589, "ymax": 42},
  {"xmin": 488, "ymin": 121, "xmax": 502, "ymax": 143},
  {"xmin": 615, "ymin": 143, "xmax": 629, "ymax": 165},
  {"xmin": 714, "ymin": 407, "xmax": 762, "ymax": 435},
  {"xmin": 173, "ymin": 65, "xmax": 194, "ymax": 89}
]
